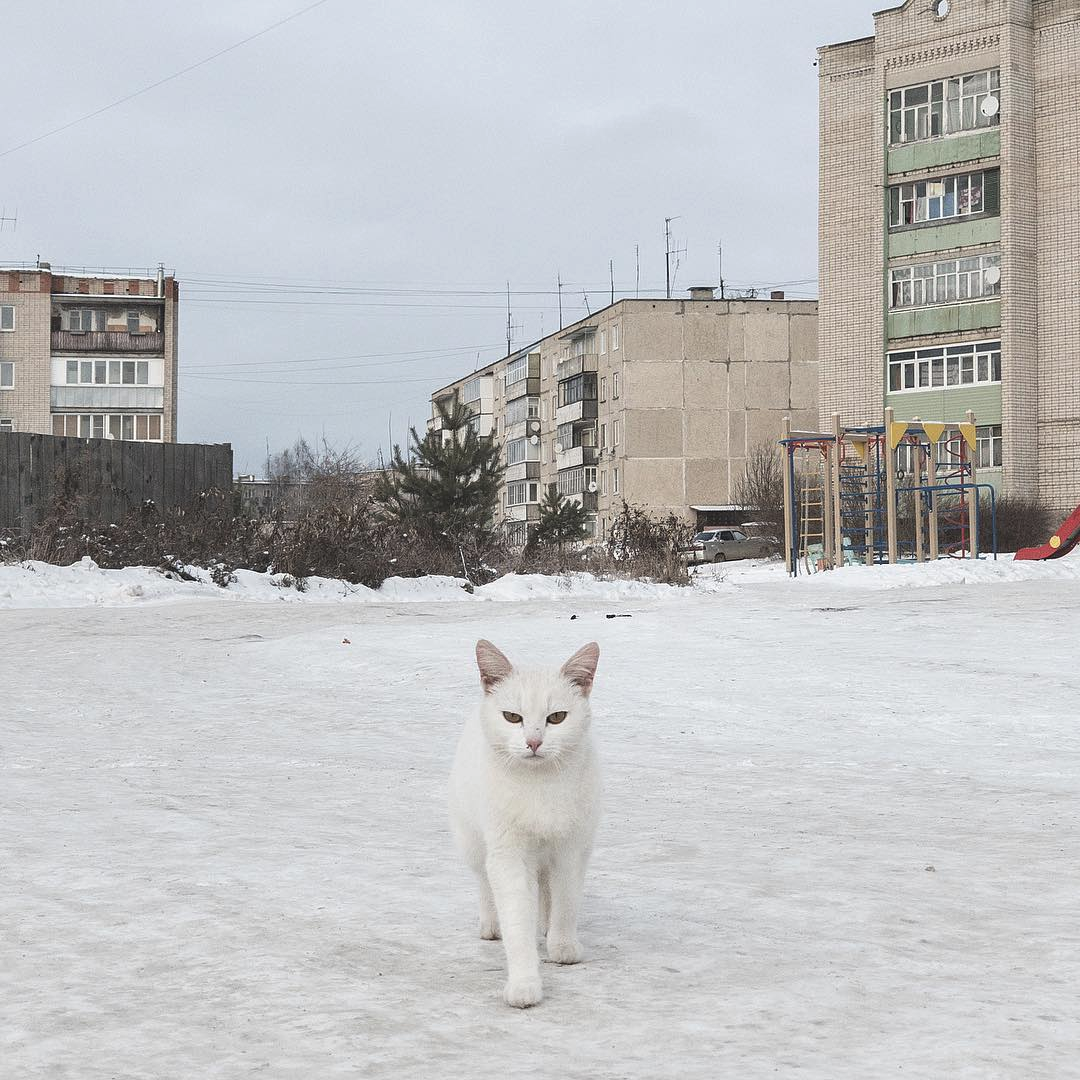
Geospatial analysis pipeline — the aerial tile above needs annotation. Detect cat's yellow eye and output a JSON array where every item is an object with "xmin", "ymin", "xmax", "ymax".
[
  {"xmin": 502, "ymin": 711, "xmax": 523, "ymax": 724},
  {"xmin": 546, "ymin": 711, "xmax": 568, "ymax": 725}
]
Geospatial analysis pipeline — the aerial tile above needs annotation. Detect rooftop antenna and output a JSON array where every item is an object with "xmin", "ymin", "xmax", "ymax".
[
  {"xmin": 717, "ymin": 240, "xmax": 726, "ymax": 300},
  {"xmin": 664, "ymin": 216, "xmax": 686, "ymax": 299},
  {"xmin": 557, "ymin": 272, "xmax": 564, "ymax": 329},
  {"xmin": 506, "ymin": 281, "xmax": 512, "ymax": 357},
  {"xmin": 582, "ymin": 289, "xmax": 591, "ymax": 315},
  {"xmin": 0, "ymin": 207, "xmax": 17, "ymax": 232},
  {"xmin": 635, "ymin": 244, "xmax": 640, "ymax": 298},
  {"xmin": 609, "ymin": 259, "xmax": 615, "ymax": 306}
]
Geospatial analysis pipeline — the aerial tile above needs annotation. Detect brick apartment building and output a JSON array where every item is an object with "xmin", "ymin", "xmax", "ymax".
[
  {"xmin": 429, "ymin": 290, "xmax": 818, "ymax": 543},
  {"xmin": 0, "ymin": 262, "xmax": 179, "ymax": 442},
  {"xmin": 819, "ymin": 0, "xmax": 1080, "ymax": 507}
]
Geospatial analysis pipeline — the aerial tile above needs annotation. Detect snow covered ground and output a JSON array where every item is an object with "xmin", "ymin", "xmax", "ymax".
[{"xmin": 3, "ymin": 556, "xmax": 1079, "ymax": 1078}]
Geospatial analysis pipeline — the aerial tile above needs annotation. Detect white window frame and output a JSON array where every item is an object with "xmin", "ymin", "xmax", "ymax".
[
  {"xmin": 51, "ymin": 412, "xmax": 163, "ymax": 441},
  {"xmin": 612, "ymin": 419, "xmax": 621, "ymax": 447},
  {"xmin": 504, "ymin": 355, "xmax": 528, "ymax": 388},
  {"xmin": 613, "ymin": 372, "xmax": 620, "ymax": 399},
  {"xmin": 613, "ymin": 467, "xmax": 620, "ymax": 494},
  {"xmin": 975, "ymin": 424, "xmax": 1003, "ymax": 469},
  {"xmin": 612, "ymin": 324, "xmax": 620, "ymax": 351},
  {"xmin": 0, "ymin": 418, "xmax": 13, "ymax": 431},
  {"xmin": 599, "ymin": 329, "xmax": 606, "ymax": 355},
  {"xmin": 0, "ymin": 362, "xmax": 13, "ymax": 388},
  {"xmin": 0, "ymin": 305, "xmax": 14, "ymax": 331},
  {"xmin": 890, "ymin": 253, "xmax": 1001, "ymax": 309},
  {"xmin": 890, "ymin": 170, "xmax": 992, "ymax": 227},
  {"xmin": 888, "ymin": 339, "xmax": 1001, "ymax": 394},
  {"xmin": 65, "ymin": 359, "xmax": 150, "ymax": 386},
  {"xmin": 888, "ymin": 68, "xmax": 1000, "ymax": 145},
  {"xmin": 600, "ymin": 376, "xmax": 607, "ymax": 402}
]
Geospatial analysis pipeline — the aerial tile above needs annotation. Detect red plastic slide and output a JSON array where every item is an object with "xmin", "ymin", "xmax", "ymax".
[{"xmin": 1014, "ymin": 504, "xmax": 1080, "ymax": 560}]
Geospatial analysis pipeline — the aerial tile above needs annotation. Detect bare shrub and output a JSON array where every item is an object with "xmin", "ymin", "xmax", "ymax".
[
  {"xmin": 733, "ymin": 442, "xmax": 785, "ymax": 538},
  {"xmin": 603, "ymin": 501, "xmax": 695, "ymax": 585},
  {"xmin": 979, "ymin": 493, "xmax": 1057, "ymax": 555}
]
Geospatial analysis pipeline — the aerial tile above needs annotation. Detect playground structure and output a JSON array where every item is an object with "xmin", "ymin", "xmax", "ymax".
[
  {"xmin": 780, "ymin": 408, "xmax": 998, "ymax": 576},
  {"xmin": 1014, "ymin": 504, "xmax": 1080, "ymax": 560}
]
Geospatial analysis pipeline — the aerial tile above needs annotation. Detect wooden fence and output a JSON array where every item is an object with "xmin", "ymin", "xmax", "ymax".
[{"xmin": 0, "ymin": 432, "xmax": 233, "ymax": 532}]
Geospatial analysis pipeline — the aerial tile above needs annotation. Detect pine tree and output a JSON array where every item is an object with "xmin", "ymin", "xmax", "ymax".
[
  {"xmin": 374, "ymin": 397, "xmax": 504, "ymax": 547},
  {"xmin": 528, "ymin": 483, "xmax": 589, "ymax": 551}
]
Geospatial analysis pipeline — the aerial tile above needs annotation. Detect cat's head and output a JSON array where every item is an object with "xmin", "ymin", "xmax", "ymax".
[{"xmin": 474, "ymin": 639, "xmax": 599, "ymax": 766}]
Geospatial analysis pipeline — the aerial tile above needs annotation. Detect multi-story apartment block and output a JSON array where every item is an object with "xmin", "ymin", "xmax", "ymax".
[
  {"xmin": 819, "ymin": 0, "xmax": 1080, "ymax": 507},
  {"xmin": 0, "ymin": 262, "xmax": 179, "ymax": 441},
  {"xmin": 429, "ymin": 290, "xmax": 818, "ymax": 542}
]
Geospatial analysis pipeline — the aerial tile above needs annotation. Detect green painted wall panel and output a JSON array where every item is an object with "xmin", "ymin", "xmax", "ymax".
[
  {"xmin": 887, "ymin": 300, "xmax": 1000, "ymax": 340},
  {"xmin": 885, "ymin": 384, "xmax": 1002, "ymax": 424},
  {"xmin": 887, "ymin": 129, "xmax": 1000, "ymax": 175},
  {"xmin": 888, "ymin": 217, "xmax": 1001, "ymax": 258}
]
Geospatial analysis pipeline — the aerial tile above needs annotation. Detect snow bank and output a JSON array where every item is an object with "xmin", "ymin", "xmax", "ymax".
[{"xmin": 1, "ymin": 550, "xmax": 1077, "ymax": 609}]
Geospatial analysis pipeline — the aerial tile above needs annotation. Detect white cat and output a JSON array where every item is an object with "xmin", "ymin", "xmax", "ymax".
[{"xmin": 449, "ymin": 639, "xmax": 602, "ymax": 1008}]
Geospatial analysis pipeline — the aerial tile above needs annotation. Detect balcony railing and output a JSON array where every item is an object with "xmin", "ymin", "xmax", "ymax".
[{"xmin": 51, "ymin": 330, "xmax": 164, "ymax": 354}]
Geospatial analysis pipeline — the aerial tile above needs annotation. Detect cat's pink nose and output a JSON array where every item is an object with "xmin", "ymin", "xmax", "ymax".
[{"xmin": 526, "ymin": 737, "xmax": 543, "ymax": 754}]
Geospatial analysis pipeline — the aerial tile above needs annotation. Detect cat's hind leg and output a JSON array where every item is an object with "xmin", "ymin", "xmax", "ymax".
[
  {"xmin": 538, "ymin": 868, "xmax": 552, "ymax": 938},
  {"xmin": 479, "ymin": 871, "xmax": 501, "ymax": 940}
]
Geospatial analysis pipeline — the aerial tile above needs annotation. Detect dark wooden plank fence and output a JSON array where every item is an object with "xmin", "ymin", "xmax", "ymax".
[{"xmin": 0, "ymin": 433, "xmax": 232, "ymax": 532}]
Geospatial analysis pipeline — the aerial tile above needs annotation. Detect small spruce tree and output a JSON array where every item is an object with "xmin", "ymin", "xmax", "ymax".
[
  {"xmin": 528, "ymin": 483, "xmax": 589, "ymax": 552},
  {"xmin": 374, "ymin": 397, "xmax": 504, "ymax": 550}
]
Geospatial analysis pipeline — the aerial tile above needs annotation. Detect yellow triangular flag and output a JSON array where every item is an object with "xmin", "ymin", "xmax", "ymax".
[
  {"xmin": 922, "ymin": 422, "xmax": 945, "ymax": 444},
  {"xmin": 849, "ymin": 438, "xmax": 867, "ymax": 463},
  {"xmin": 958, "ymin": 423, "xmax": 977, "ymax": 451},
  {"xmin": 889, "ymin": 421, "xmax": 910, "ymax": 450}
]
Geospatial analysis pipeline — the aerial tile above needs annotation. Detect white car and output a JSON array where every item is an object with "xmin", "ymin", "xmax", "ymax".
[{"xmin": 683, "ymin": 528, "xmax": 773, "ymax": 563}]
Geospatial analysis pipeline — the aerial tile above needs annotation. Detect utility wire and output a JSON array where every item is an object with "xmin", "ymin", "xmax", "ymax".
[{"xmin": 0, "ymin": 0, "xmax": 335, "ymax": 159}]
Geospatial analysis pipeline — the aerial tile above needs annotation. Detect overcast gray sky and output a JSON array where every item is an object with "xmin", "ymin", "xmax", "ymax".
[{"xmin": 2, "ymin": 0, "xmax": 875, "ymax": 472}]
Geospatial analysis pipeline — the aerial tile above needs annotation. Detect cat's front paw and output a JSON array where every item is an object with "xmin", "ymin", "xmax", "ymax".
[
  {"xmin": 504, "ymin": 975, "xmax": 543, "ymax": 1008},
  {"xmin": 546, "ymin": 937, "xmax": 583, "ymax": 965},
  {"xmin": 479, "ymin": 918, "xmax": 501, "ymax": 941}
]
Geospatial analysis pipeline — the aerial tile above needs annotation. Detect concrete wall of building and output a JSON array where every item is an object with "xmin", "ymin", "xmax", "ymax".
[
  {"xmin": 0, "ymin": 266, "xmax": 179, "ymax": 442},
  {"xmin": 821, "ymin": 0, "xmax": 1080, "ymax": 511},
  {"xmin": 430, "ymin": 296, "xmax": 820, "ymax": 536}
]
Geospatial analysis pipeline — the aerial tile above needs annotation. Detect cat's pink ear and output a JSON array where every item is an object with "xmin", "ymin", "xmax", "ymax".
[
  {"xmin": 476, "ymin": 639, "xmax": 513, "ymax": 693},
  {"xmin": 561, "ymin": 642, "xmax": 600, "ymax": 696}
]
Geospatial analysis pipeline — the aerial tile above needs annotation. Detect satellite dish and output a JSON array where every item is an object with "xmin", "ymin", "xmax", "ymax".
[
  {"xmin": 554, "ymin": 442, "xmax": 563, "ymax": 453},
  {"xmin": 981, "ymin": 96, "xmax": 999, "ymax": 118},
  {"xmin": 529, "ymin": 435, "xmax": 539, "ymax": 445},
  {"xmin": 984, "ymin": 266, "xmax": 1001, "ymax": 286},
  {"xmin": 587, "ymin": 482, "xmax": 598, "ymax": 493},
  {"xmin": 933, "ymin": 0, "xmax": 951, "ymax": 16}
]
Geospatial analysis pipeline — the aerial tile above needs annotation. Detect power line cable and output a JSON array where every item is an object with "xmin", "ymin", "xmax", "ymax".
[{"xmin": 0, "ymin": 0, "xmax": 335, "ymax": 159}]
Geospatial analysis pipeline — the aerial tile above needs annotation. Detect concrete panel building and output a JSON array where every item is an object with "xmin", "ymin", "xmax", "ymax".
[
  {"xmin": 0, "ymin": 262, "xmax": 179, "ymax": 442},
  {"xmin": 429, "ymin": 291, "xmax": 818, "ymax": 542},
  {"xmin": 819, "ymin": 0, "xmax": 1080, "ymax": 508}
]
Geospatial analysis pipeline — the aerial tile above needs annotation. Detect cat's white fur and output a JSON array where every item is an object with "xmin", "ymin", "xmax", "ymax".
[{"xmin": 449, "ymin": 639, "xmax": 601, "ymax": 1008}]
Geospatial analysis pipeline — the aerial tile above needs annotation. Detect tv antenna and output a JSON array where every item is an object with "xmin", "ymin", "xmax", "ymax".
[
  {"xmin": 664, "ymin": 216, "xmax": 686, "ymax": 299},
  {"xmin": 582, "ymin": 290, "xmax": 591, "ymax": 315},
  {"xmin": 0, "ymin": 207, "xmax": 16, "ymax": 232}
]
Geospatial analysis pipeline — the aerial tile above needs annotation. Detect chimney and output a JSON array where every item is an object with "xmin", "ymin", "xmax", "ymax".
[
  {"xmin": 688, "ymin": 286, "xmax": 716, "ymax": 301},
  {"xmin": 770, "ymin": 290, "xmax": 785, "ymax": 300}
]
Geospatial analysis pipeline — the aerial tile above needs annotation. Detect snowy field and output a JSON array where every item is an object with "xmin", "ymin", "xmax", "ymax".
[{"xmin": 3, "ymin": 556, "xmax": 1079, "ymax": 1078}]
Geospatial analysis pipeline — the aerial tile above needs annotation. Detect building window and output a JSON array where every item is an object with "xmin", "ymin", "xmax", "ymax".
[
  {"xmin": 65, "ymin": 359, "xmax": 151, "ymax": 386},
  {"xmin": 550, "ymin": 393, "xmax": 557, "ymax": 418},
  {"xmin": 505, "ymin": 395, "xmax": 539, "ymax": 427},
  {"xmin": 599, "ymin": 330, "xmax": 606, "ymax": 355},
  {"xmin": 890, "ymin": 170, "xmax": 998, "ymax": 227},
  {"xmin": 888, "ymin": 339, "xmax": 1001, "ymax": 393},
  {"xmin": 612, "ymin": 419, "xmax": 621, "ymax": 446},
  {"xmin": 891, "ymin": 253, "xmax": 1001, "ymax": 309},
  {"xmin": 0, "ymin": 305, "xmax": 13, "ymax": 331},
  {"xmin": 612, "ymin": 324, "xmax": 620, "ymax": 351},
  {"xmin": 462, "ymin": 375, "xmax": 486, "ymax": 403},
  {"xmin": 559, "ymin": 372, "xmax": 597, "ymax": 407},
  {"xmin": 572, "ymin": 333, "xmax": 594, "ymax": 358},
  {"xmin": 557, "ymin": 466, "xmax": 597, "ymax": 497},
  {"xmin": 888, "ymin": 69, "xmax": 1000, "ymax": 145},
  {"xmin": 975, "ymin": 425, "xmax": 1003, "ymax": 468},
  {"xmin": 506, "ymin": 480, "xmax": 539, "ymax": 506},
  {"xmin": 506, "ymin": 437, "xmax": 540, "ymax": 466},
  {"xmin": 505, "ymin": 355, "xmax": 528, "ymax": 387},
  {"xmin": 0, "ymin": 362, "xmax": 12, "ymax": 388},
  {"xmin": 599, "ymin": 423, "xmax": 606, "ymax": 449},
  {"xmin": 613, "ymin": 467, "xmax": 620, "ymax": 494},
  {"xmin": 66, "ymin": 309, "xmax": 106, "ymax": 332},
  {"xmin": 600, "ymin": 376, "xmax": 607, "ymax": 402},
  {"xmin": 601, "ymin": 470, "xmax": 607, "ymax": 495},
  {"xmin": 51, "ymin": 412, "xmax": 163, "ymax": 441},
  {"xmin": 0, "ymin": 419, "xmax": 13, "ymax": 432},
  {"xmin": 613, "ymin": 372, "xmax": 620, "ymax": 399}
]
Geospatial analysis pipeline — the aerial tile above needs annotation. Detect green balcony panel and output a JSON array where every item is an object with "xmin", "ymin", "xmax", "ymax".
[
  {"xmin": 885, "ymin": 383, "xmax": 1002, "ymax": 425},
  {"xmin": 888, "ymin": 300, "xmax": 1000, "ymax": 340},
  {"xmin": 887, "ymin": 129, "xmax": 1001, "ymax": 175},
  {"xmin": 888, "ymin": 217, "xmax": 1001, "ymax": 259}
]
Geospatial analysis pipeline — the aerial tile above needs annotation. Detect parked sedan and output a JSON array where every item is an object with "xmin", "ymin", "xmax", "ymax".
[{"xmin": 683, "ymin": 528, "xmax": 772, "ymax": 563}]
